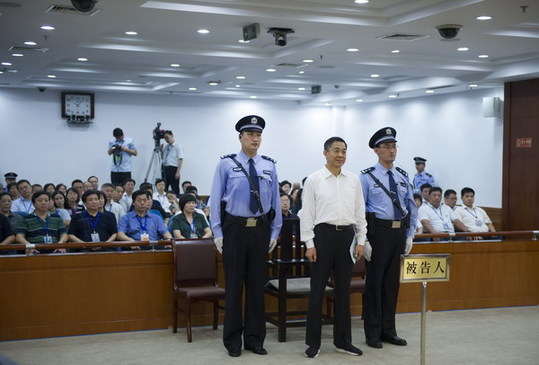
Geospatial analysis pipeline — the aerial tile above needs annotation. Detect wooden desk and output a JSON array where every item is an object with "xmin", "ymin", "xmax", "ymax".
[{"xmin": 1, "ymin": 240, "xmax": 538, "ymax": 341}]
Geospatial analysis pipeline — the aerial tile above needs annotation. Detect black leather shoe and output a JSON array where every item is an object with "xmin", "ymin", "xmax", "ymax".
[
  {"xmin": 366, "ymin": 340, "xmax": 383, "ymax": 349},
  {"xmin": 245, "ymin": 345, "xmax": 268, "ymax": 355},
  {"xmin": 335, "ymin": 343, "xmax": 363, "ymax": 356},
  {"xmin": 227, "ymin": 348, "xmax": 241, "ymax": 357},
  {"xmin": 382, "ymin": 335, "xmax": 407, "ymax": 346},
  {"xmin": 305, "ymin": 347, "xmax": 320, "ymax": 358}
]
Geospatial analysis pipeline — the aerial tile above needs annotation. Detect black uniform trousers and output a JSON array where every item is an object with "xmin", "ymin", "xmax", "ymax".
[
  {"xmin": 222, "ymin": 215, "xmax": 270, "ymax": 351},
  {"xmin": 110, "ymin": 171, "xmax": 131, "ymax": 186},
  {"xmin": 306, "ymin": 224, "xmax": 354, "ymax": 349},
  {"xmin": 162, "ymin": 165, "xmax": 180, "ymax": 196},
  {"xmin": 363, "ymin": 220, "xmax": 406, "ymax": 342}
]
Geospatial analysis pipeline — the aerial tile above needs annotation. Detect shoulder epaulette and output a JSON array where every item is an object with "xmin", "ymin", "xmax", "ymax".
[
  {"xmin": 396, "ymin": 167, "xmax": 408, "ymax": 178},
  {"xmin": 361, "ymin": 167, "xmax": 375, "ymax": 174},
  {"xmin": 261, "ymin": 155, "xmax": 276, "ymax": 164},
  {"xmin": 220, "ymin": 153, "xmax": 236, "ymax": 159},
  {"xmin": 426, "ymin": 172, "xmax": 432, "ymax": 177}
]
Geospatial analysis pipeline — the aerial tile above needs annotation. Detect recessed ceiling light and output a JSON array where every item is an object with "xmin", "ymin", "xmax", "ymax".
[
  {"xmin": 425, "ymin": 89, "xmax": 435, "ymax": 94},
  {"xmin": 476, "ymin": 15, "xmax": 492, "ymax": 21},
  {"xmin": 391, "ymin": 49, "xmax": 400, "ymax": 54},
  {"xmin": 354, "ymin": 0, "xmax": 369, "ymax": 4},
  {"xmin": 388, "ymin": 94, "xmax": 397, "ymax": 98},
  {"xmin": 1, "ymin": 62, "xmax": 12, "ymax": 66},
  {"xmin": 0, "ymin": 71, "xmax": 3, "ymax": 74},
  {"xmin": 24, "ymin": 41, "xmax": 37, "ymax": 46},
  {"xmin": 266, "ymin": 68, "xmax": 276, "ymax": 72},
  {"xmin": 208, "ymin": 81, "xmax": 219, "ymax": 86},
  {"xmin": 457, "ymin": 47, "xmax": 469, "ymax": 51},
  {"xmin": 238, "ymin": 39, "xmax": 250, "ymax": 43},
  {"xmin": 469, "ymin": 84, "xmax": 478, "ymax": 88},
  {"xmin": 125, "ymin": 31, "xmax": 138, "ymax": 35},
  {"xmin": 197, "ymin": 29, "xmax": 210, "ymax": 34},
  {"xmin": 478, "ymin": 54, "xmax": 489, "ymax": 58},
  {"xmin": 47, "ymin": 74, "xmax": 56, "ymax": 78},
  {"xmin": 298, "ymin": 70, "xmax": 305, "ymax": 74},
  {"xmin": 188, "ymin": 87, "xmax": 197, "ymax": 91},
  {"xmin": 302, "ymin": 59, "xmax": 314, "ymax": 63},
  {"xmin": 77, "ymin": 57, "xmax": 88, "ymax": 62},
  {"xmin": 170, "ymin": 63, "xmax": 180, "ymax": 67},
  {"xmin": 7, "ymin": 69, "xmax": 17, "ymax": 73},
  {"xmin": 235, "ymin": 84, "xmax": 240, "ymax": 88},
  {"xmin": 40, "ymin": 25, "xmax": 55, "ymax": 31},
  {"xmin": 298, "ymin": 87, "xmax": 306, "ymax": 91},
  {"xmin": 346, "ymin": 48, "xmax": 359, "ymax": 52},
  {"xmin": 235, "ymin": 75, "xmax": 246, "ymax": 79},
  {"xmin": 12, "ymin": 53, "xmax": 23, "ymax": 57},
  {"xmin": 370, "ymin": 74, "xmax": 380, "ymax": 78},
  {"xmin": 355, "ymin": 99, "xmax": 363, "ymax": 102},
  {"xmin": 249, "ymin": 96, "xmax": 257, "ymax": 99}
]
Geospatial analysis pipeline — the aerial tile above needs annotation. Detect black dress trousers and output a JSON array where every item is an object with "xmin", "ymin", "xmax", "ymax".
[
  {"xmin": 363, "ymin": 222, "xmax": 406, "ymax": 342},
  {"xmin": 222, "ymin": 217, "xmax": 270, "ymax": 351},
  {"xmin": 306, "ymin": 224, "xmax": 354, "ymax": 349},
  {"xmin": 162, "ymin": 165, "xmax": 180, "ymax": 196}
]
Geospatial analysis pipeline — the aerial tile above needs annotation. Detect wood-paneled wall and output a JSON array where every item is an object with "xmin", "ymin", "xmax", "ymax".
[{"xmin": 1, "ymin": 240, "xmax": 538, "ymax": 341}]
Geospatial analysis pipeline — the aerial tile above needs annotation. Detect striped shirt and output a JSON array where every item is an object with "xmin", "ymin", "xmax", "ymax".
[{"xmin": 16, "ymin": 213, "xmax": 66, "ymax": 244}]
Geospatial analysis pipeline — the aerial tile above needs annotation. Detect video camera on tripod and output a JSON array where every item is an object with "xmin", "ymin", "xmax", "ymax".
[
  {"xmin": 145, "ymin": 122, "xmax": 171, "ymax": 182},
  {"xmin": 152, "ymin": 122, "xmax": 168, "ymax": 148}
]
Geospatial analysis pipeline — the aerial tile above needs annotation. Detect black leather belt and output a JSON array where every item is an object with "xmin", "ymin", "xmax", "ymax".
[
  {"xmin": 374, "ymin": 218, "xmax": 405, "ymax": 229},
  {"xmin": 317, "ymin": 223, "xmax": 354, "ymax": 231},
  {"xmin": 224, "ymin": 212, "xmax": 267, "ymax": 227}
]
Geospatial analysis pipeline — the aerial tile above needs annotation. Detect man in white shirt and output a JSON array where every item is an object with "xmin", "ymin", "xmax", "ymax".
[
  {"xmin": 300, "ymin": 137, "xmax": 367, "ymax": 358},
  {"xmin": 119, "ymin": 178, "xmax": 136, "ymax": 212},
  {"xmin": 101, "ymin": 183, "xmax": 126, "ymax": 223},
  {"xmin": 443, "ymin": 189, "xmax": 458, "ymax": 211},
  {"xmin": 454, "ymin": 187, "xmax": 496, "ymax": 233},
  {"xmin": 11, "ymin": 180, "xmax": 34, "ymax": 215},
  {"xmin": 418, "ymin": 187, "xmax": 468, "ymax": 234},
  {"xmin": 153, "ymin": 179, "xmax": 172, "ymax": 213},
  {"xmin": 161, "ymin": 131, "xmax": 184, "ymax": 196}
]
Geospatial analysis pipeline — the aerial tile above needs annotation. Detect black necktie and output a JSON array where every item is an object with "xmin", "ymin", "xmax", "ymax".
[
  {"xmin": 387, "ymin": 170, "xmax": 403, "ymax": 220},
  {"xmin": 248, "ymin": 159, "xmax": 260, "ymax": 214}
]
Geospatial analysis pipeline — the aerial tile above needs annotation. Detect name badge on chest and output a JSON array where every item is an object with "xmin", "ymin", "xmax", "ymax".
[
  {"xmin": 43, "ymin": 235, "xmax": 53, "ymax": 244},
  {"xmin": 91, "ymin": 232, "xmax": 100, "ymax": 242},
  {"xmin": 140, "ymin": 233, "xmax": 150, "ymax": 241}
]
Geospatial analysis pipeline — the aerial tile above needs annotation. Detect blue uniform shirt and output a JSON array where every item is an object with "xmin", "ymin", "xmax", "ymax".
[
  {"xmin": 118, "ymin": 210, "xmax": 168, "ymax": 241},
  {"xmin": 413, "ymin": 171, "xmax": 435, "ymax": 192},
  {"xmin": 209, "ymin": 151, "xmax": 282, "ymax": 240},
  {"xmin": 360, "ymin": 163, "xmax": 418, "ymax": 238},
  {"xmin": 109, "ymin": 137, "xmax": 137, "ymax": 172}
]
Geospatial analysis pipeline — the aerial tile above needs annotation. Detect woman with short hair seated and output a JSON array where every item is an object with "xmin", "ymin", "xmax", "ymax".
[
  {"xmin": 170, "ymin": 194, "xmax": 212, "ymax": 239},
  {"xmin": 51, "ymin": 191, "xmax": 71, "ymax": 226}
]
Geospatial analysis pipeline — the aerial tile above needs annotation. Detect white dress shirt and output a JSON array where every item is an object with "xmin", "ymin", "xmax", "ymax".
[
  {"xmin": 299, "ymin": 166, "xmax": 367, "ymax": 248},
  {"xmin": 418, "ymin": 202, "xmax": 458, "ymax": 233},
  {"xmin": 153, "ymin": 191, "xmax": 171, "ymax": 213},
  {"xmin": 454, "ymin": 205, "xmax": 492, "ymax": 233},
  {"xmin": 105, "ymin": 201, "xmax": 126, "ymax": 223},
  {"xmin": 120, "ymin": 193, "xmax": 133, "ymax": 212}
]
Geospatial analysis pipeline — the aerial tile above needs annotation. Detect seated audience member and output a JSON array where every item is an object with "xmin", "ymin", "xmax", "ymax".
[
  {"xmin": 112, "ymin": 184, "xmax": 124, "ymax": 203},
  {"xmin": 83, "ymin": 181, "xmax": 93, "ymax": 192},
  {"xmin": 55, "ymin": 183, "xmax": 67, "ymax": 195},
  {"xmin": 117, "ymin": 190, "xmax": 171, "ymax": 243},
  {"xmin": 101, "ymin": 183, "xmax": 125, "ymax": 222},
  {"xmin": 153, "ymin": 179, "xmax": 171, "ymax": 213},
  {"xmin": 71, "ymin": 179, "xmax": 84, "ymax": 197},
  {"xmin": 166, "ymin": 191, "xmax": 180, "ymax": 215},
  {"xmin": 181, "ymin": 180, "xmax": 192, "ymax": 194},
  {"xmin": 418, "ymin": 187, "xmax": 468, "ymax": 234},
  {"xmin": 280, "ymin": 180, "xmax": 292, "ymax": 194},
  {"xmin": 69, "ymin": 190, "xmax": 118, "ymax": 243},
  {"xmin": 50, "ymin": 191, "xmax": 71, "ymax": 226},
  {"xmin": 170, "ymin": 194, "xmax": 212, "ymax": 239},
  {"xmin": 43, "ymin": 183, "xmax": 56, "ymax": 195},
  {"xmin": 443, "ymin": 189, "xmax": 458, "ymax": 210},
  {"xmin": 420, "ymin": 183, "xmax": 432, "ymax": 203},
  {"xmin": 0, "ymin": 193, "xmax": 24, "ymax": 230},
  {"xmin": 32, "ymin": 184, "xmax": 43, "ymax": 194},
  {"xmin": 88, "ymin": 176, "xmax": 99, "ymax": 190},
  {"xmin": 291, "ymin": 188, "xmax": 303, "ymax": 215},
  {"xmin": 16, "ymin": 191, "xmax": 68, "ymax": 253},
  {"xmin": 185, "ymin": 185, "xmax": 209, "ymax": 215},
  {"xmin": 12, "ymin": 180, "xmax": 34, "ymax": 215},
  {"xmin": 413, "ymin": 193, "xmax": 423, "ymax": 233},
  {"xmin": 0, "ymin": 211, "xmax": 15, "ymax": 246},
  {"xmin": 139, "ymin": 182, "xmax": 168, "ymax": 218},
  {"xmin": 120, "ymin": 178, "xmax": 136, "ymax": 212},
  {"xmin": 7, "ymin": 182, "xmax": 19, "ymax": 201},
  {"xmin": 280, "ymin": 193, "xmax": 297, "ymax": 219},
  {"xmin": 454, "ymin": 187, "xmax": 496, "ymax": 233},
  {"xmin": 66, "ymin": 188, "xmax": 84, "ymax": 215}
]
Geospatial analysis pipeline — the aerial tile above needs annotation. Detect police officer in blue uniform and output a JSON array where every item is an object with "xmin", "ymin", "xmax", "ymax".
[
  {"xmin": 412, "ymin": 157, "xmax": 435, "ymax": 192},
  {"xmin": 360, "ymin": 127, "xmax": 417, "ymax": 349},
  {"xmin": 209, "ymin": 115, "xmax": 282, "ymax": 357}
]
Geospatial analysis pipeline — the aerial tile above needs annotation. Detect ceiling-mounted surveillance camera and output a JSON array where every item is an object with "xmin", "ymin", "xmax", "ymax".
[
  {"xmin": 436, "ymin": 24, "xmax": 462, "ymax": 40},
  {"xmin": 267, "ymin": 27, "xmax": 294, "ymax": 47},
  {"xmin": 71, "ymin": 0, "xmax": 97, "ymax": 13}
]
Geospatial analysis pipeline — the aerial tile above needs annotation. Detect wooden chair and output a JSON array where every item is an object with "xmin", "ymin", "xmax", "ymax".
[
  {"xmin": 172, "ymin": 239, "xmax": 225, "ymax": 342},
  {"xmin": 265, "ymin": 216, "xmax": 333, "ymax": 342}
]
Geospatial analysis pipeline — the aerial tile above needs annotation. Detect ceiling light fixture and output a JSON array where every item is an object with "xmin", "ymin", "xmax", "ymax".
[
  {"xmin": 346, "ymin": 48, "xmax": 359, "ymax": 52},
  {"xmin": 12, "ymin": 53, "xmax": 23, "ymax": 57},
  {"xmin": 188, "ymin": 87, "xmax": 197, "ymax": 91},
  {"xmin": 24, "ymin": 41, "xmax": 37, "ymax": 46},
  {"xmin": 40, "ymin": 25, "xmax": 55, "ymax": 31},
  {"xmin": 47, "ymin": 74, "xmax": 56, "ymax": 78},
  {"xmin": 469, "ymin": 84, "xmax": 478, "ymax": 88},
  {"xmin": 77, "ymin": 57, "xmax": 88, "ymax": 62},
  {"xmin": 298, "ymin": 87, "xmax": 306, "ymax": 91},
  {"xmin": 170, "ymin": 63, "xmax": 180, "ymax": 67},
  {"xmin": 325, "ymin": 103, "xmax": 331, "ymax": 106},
  {"xmin": 125, "ymin": 31, "xmax": 138, "ymax": 35},
  {"xmin": 266, "ymin": 68, "xmax": 276, "ymax": 72},
  {"xmin": 249, "ymin": 96, "xmax": 257, "ymax": 99},
  {"xmin": 370, "ymin": 74, "xmax": 380, "ymax": 78},
  {"xmin": 1, "ymin": 62, "xmax": 12, "ymax": 66},
  {"xmin": 302, "ymin": 59, "xmax": 314, "ymax": 63},
  {"xmin": 425, "ymin": 89, "xmax": 435, "ymax": 94},
  {"xmin": 391, "ymin": 49, "xmax": 400, "ymax": 54},
  {"xmin": 208, "ymin": 81, "xmax": 219, "ymax": 86},
  {"xmin": 235, "ymin": 85, "xmax": 240, "ymax": 88},
  {"xmin": 478, "ymin": 54, "xmax": 489, "ymax": 58},
  {"xmin": 457, "ymin": 47, "xmax": 469, "ymax": 51},
  {"xmin": 476, "ymin": 15, "xmax": 492, "ymax": 21},
  {"xmin": 388, "ymin": 94, "xmax": 397, "ymax": 98},
  {"xmin": 235, "ymin": 75, "xmax": 246, "ymax": 79},
  {"xmin": 298, "ymin": 70, "xmax": 305, "ymax": 74},
  {"xmin": 354, "ymin": 0, "xmax": 369, "ymax": 4},
  {"xmin": 355, "ymin": 99, "xmax": 363, "ymax": 102},
  {"xmin": 197, "ymin": 29, "xmax": 210, "ymax": 34}
]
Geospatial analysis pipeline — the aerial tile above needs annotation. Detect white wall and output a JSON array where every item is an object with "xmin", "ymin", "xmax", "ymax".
[{"xmin": 0, "ymin": 87, "xmax": 503, "ymax": 207}]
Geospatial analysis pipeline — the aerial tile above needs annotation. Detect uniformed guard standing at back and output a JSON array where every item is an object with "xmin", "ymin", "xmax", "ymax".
[
  {"xmin": 360, "ymin": 127, "xmax": 418, "ymax": 349},
  {"xmin": 412, "ymin": 157, "xmax": 436, "ymax": 193},
  {"xmin": 209, "ymin": 115, "xmax": 282, "ymax": 358}
]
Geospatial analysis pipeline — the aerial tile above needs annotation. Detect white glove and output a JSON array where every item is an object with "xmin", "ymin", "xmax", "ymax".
[
  {"xmin": 363, "ymin": 241, "xmax": 372, "ymax": 262},
  {"xmin": 269, "ymin": 239, "xmax": 277, "ymax": 253},
  {"xmin": 404, "ymin": 237, "xmax": 413, "ymax": 255},
  {"xmin": 214, "ymin": 237, "xmax": 223, "ymax": 254}
]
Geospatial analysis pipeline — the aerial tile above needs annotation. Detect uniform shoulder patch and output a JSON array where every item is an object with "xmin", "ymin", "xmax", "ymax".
[
  {"xmin": 220, "ymin": 153, "xmax": 237, "ymax": 160},
  {"xmin": 426, "ymin": 172, "xmax": 432, "ymax": 177},
  {"xmin": 261, "ymin": 155, "xmax": 276, "ymax": 164},
  {"xmin": 361, "ymin": 167, "xmax": 375, "ymax": 174},
  {"xmin": 396, "ymin": 167, "xmax": 408, "ymax": 178}
]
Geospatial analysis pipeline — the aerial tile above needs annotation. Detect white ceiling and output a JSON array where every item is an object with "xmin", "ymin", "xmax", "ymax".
[{"xmin": 0, "ymin": 0, "xmax": 538, "ymax": 105}]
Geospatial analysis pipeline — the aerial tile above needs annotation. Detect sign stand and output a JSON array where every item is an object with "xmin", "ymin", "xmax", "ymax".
[{"xmin": 420, "ymin": 281, "xmax": 427, "ymax": 365}]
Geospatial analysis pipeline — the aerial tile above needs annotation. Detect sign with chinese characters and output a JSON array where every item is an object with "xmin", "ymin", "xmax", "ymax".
[{"xmin": 400, "ymin": 254, "xmax": 450, "ymax": 283}]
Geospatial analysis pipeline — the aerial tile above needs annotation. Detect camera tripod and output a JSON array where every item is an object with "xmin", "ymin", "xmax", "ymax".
[{"xmin": 144, "ymin": 145, "xmax": 163, "ymax": 183}]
